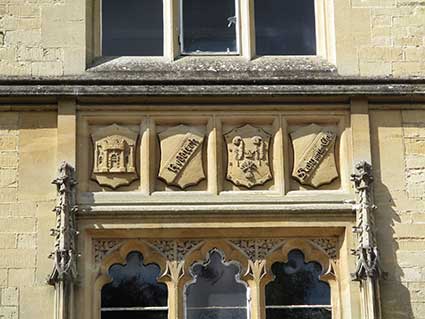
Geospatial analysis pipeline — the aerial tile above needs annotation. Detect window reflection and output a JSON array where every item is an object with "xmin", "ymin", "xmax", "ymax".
[
  {"xmin": 101, "ymin": 251, "xmax": 168, "ymax": 319},
  {"xmin": 182, "ymin": 0, "xmax": 238, "ymax": 53},
  {"xmin": 185, "ymin": 249, "xmax": 248, "ymax": 319},
  {"xmin": 102, "ymin": 0, "xmax": 163, "ymax": 56},
  {"xmin": 255, "ymin": 0, "xmax": 316, "ymax": 55},
  {"xmin": 265, "ymin": 250, "xmax": 331, "ymax": 319}
]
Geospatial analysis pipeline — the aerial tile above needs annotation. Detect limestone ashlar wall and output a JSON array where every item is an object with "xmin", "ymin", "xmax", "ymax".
[
  {"xmin": 351, "ymin": 2, "xmax": 425, "ymax": 76},
  {"xmin": 0, "ymin": 112, "xmax": 57, "ymax": 319},
  {"xmin": 371, "ymin": 109, "xmax": 425, "ymax": 319},
  {"xmin": 0, "ymin": 1, "xmax": 85, "ymax": 76},
  {"xmin": 0, "ymin": 0, "xmax": 424, "ymax": 76}
]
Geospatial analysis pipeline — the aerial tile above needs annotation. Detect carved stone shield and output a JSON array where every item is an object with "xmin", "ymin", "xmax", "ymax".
[
  {"xmin": 290, "ymin": 123, "xmax": 338, "ymax": 188},
  {"xmin": 158, "ymin": 125, "xmax": 205, "ymax": 189},
  {"xmin": 224, "ymin": 124, "xmax": 272, "ymax": 188},
  {"xmin": 91, "ymin": 124, "xmax": 138, "ymax": 189}
]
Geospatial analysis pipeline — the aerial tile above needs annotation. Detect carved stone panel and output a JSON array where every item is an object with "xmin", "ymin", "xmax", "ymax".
[
  {"xmin": 91, "ymin": 124, "xmax": 139, "ymax": 189},
  {"xmin": 158, "ymin": 125, "xmax": 205, "ymax": 189},
  {"xmin": 224, "ymin": 124, "xmax": 272, "ymax": 188},
  {"xmin": 290, "ymin": 123, "xmax": 338, "ymax": 188}
]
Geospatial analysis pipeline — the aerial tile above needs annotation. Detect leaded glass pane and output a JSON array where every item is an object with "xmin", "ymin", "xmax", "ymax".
[
  {"xmin": 266, "ymin": 308, "xmax": 332, "ymax": 319},
  {"xmin": 255, "ymin": 0, "xmax": 316, "ymax": 55},
  {"xmin": 185, "ymin": 250, "xmax": 248, "ymax": 319},
  {"xmin": 102, "ymin": 311, "xmax": 168, "ymax": 319},
  {"xmin": 102, "ymin": 0, "xmax": 163, "ymax": 56},
  {"xmin": 101, "ymin": 251, "xmax": 167, "ymax": 319},
  {"xmin": 265, "ymin": 250, "xmax": 331, "ymax": 319},
  {"xmin": 182, "ymin": 0, "xmax": 238, "ymax": 53}
]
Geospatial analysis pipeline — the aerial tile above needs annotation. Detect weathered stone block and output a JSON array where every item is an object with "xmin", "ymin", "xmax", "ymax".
[
  {"xmin": 31, "ymin": 61, "xmax": 63, "ymax": 76},
  {"xmin": 0, "ymin": 249, "xmax": 36, "ymax": 268},
  {"xmin": 405, "ymin": 139, "xmax": 425, "ymax": 155},
  {"xmin": 16, "ymin": 233, "xmax": 36, "ymax": 249},
  {"xmin": 0, "ymin": 218, "xmax": 35, "ymax": 233},
  {"xmin": 0, "ymin": 233, "xmax": 16, "ymax": 249},
  {"xmin": 0, "ymin": 137, "xmax": 17, "ymax": 151},
  {"xmin": 8, "ymin": 269, "xmax": 34, "ymax": 288},
  {"xmin": 0, "ymin": 269, "xmax": 7, "ymax": 287},
  {"xmin": 18, "ymin": 112, "xmax": 57, "ymax": 201},
  {"xmin": 394, "ymin": 224, "xmax": 425, "ymax": 238},
  {"xmin": 20, "ymin": 287, "xmax": 54, "ymax": 319},
  {"xmin": 1, "ymin": 288, "xmax": 18, "ymax": 306},
  {"xmin": 0, "ymin": 189, "xmax": 17, "ymax": 203},
  {"xmin": 4, "ymin": 31, "xmax": 41, "ymax": 46},
  {"xmin": 0, "ymin": 153, "xmax": 18, "ymax": 169},
  {"xmin": 397, "ymin": 251, "xmax": 425, "ymax": 267},
  {"xmin": 0, "ymin": 169, "xmax": 17, "ymax": 188},
  {"xmin": 0, "ymin": 306, "xmax": 18, "ymax": 319}
]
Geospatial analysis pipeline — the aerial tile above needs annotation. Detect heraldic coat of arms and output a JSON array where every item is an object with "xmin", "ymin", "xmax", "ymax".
[
  {"xmin": 158, "ymin": 125, "xmax": 205, "ymax": 189},
  {"xmin": 224, "ymin": 124, "xmax": 272, "ymax": 188},
  {"xmin": 290, "ymin": 123, "xmax": 338, "ymax": 188},
  {"xmin": 91, "ymin": 124, "xmax": 139, "ymax": 189}
]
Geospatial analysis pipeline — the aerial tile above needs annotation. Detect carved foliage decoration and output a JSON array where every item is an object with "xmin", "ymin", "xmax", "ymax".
[
  {"xmin": 149, "ymin": 239, "xmax": 203, "ymax": 261},
  {"xmin": 48, "ymin": 161, "xmax": 78, "ymax": 285},
  {"xmin": 351, "ymin": 161, "xmax": 381, "ymax": 281},
  {"xmin": 158, "ymin": 125, "xmax": 205, "ymax": 189},
  {"xmin": 224, "ymin": 124, "xmax": 273, "ymax": 188},
  {"xmin": 229, "ymin": 239, "xmax": 284, "ymax": 260},
  {"xmin": 309, "ymin": 238, "xmax": 338, "ymax": 260},
  {"xmin": 91, "ymin": 124, "xmax": 139, "ymax": 189},
  {"xmin": 290, "ymin": 123, "xmax": 338, "ymax": 188},
  {"xmin": 93, "ymin": 240, "xmax": 124, "ymax": 264}
]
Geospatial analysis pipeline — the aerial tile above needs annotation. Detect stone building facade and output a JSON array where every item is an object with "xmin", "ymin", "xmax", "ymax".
[{"xmin": 0, "ymin": 0, "xmax": 425, "ymax": 319}]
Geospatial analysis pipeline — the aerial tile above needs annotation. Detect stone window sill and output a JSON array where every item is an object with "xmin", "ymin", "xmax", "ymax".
[{"xmin": 86, "ymin": 56, "xmax": 338, "ymax": 82}]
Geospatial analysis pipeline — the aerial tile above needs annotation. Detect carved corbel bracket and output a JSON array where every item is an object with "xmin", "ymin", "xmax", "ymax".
[{"xmin": 47, "ymin": 161, "xmax": 78, "ymax": 285}]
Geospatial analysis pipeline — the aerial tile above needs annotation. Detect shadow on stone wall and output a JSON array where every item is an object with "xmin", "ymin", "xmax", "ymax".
[{"xmin": 371, "ymin": 118, "xmax": 414, "ymax": 319}]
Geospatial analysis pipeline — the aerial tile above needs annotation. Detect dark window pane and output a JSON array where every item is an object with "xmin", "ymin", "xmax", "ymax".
[
  {"xmin": 185, "ymin": 250, "xmax": 248, "ymax": 319},
  {"xmin": 182, "ymin": 0, "xmax": 237, "ymax": 53},
  {"xmin": 266, "ymin": 250, "xmax": 330, "ymax": 306},
  {"xmin": 255, "ymin": 0, "xmax": 316, "ymax": 55},
  {"xmin": 187, "ymin": 309, "xmax": 247, "ymax": 319},
  {"xmin": 102, "ymin": 0, "xmax": 163, "ymax": 56},
  {"xmin": 102, "ymin": 310, "xmax": 168, "ymax": 319},
  {"xmin": 266, "ymin": 308, "xmax": 332, "ymax": 319},
  {"xmin": 101, "ymin": 251, "xmax": 168, "ymax": 309}
]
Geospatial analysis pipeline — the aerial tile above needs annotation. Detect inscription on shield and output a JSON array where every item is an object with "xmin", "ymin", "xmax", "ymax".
[
  {"xmin": 224, "ymin": 124, "xmax": 272, "ymax": 189},
  {"xmin": 158, "ymin": 125, "xmax": 205, "ymax": 189},
  {"xmin": 91, "ymin": 124, "xmax": 139, "ymax": 189},
  {"xmin": 290, "ymin": 123, "xmax": 338, "ymax": 188}
]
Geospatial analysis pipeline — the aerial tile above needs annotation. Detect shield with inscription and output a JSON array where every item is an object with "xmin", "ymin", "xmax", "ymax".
[
  {"xmin": 158, "ymin": 125, "xmax": 205, "ymax": 189},
  {"xmin": 224, "ymin": 124, "xmax": 272, "ymax": 188},
  {"xmin": 290, "ymin": 123, "xmax": 338, "ymax": 188}
]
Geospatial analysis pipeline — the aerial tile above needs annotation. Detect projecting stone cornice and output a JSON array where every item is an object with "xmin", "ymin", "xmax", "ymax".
[{"xmin": 0, "ymin": 81, "xmax": 424, "ymax": 99}]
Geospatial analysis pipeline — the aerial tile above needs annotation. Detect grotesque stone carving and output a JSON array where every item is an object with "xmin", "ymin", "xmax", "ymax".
[
  {"xmin": 290, "ymin": 123, "xmax": 338, "ymax": 188},
  {"xmin": 158, "ymin": 125, "xmax": 205, "ymax": 189},
  {"xmin": 91, "ymin": 124, "xmax": 138, "ymax": 189},
  {"xmin": 351, "ymin": 161, "xmax": 383, "ymax": 319},
  {"xmin": 224, "ymin": 124, "xmax": 272, "ymax": 188},
  {"xmin": 351, "ymin": 161, "xmax": 381, "ymax": 280},
  {"xmin": 48, "ymin": 162, "xmax": 78, "ymax": 285}
]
